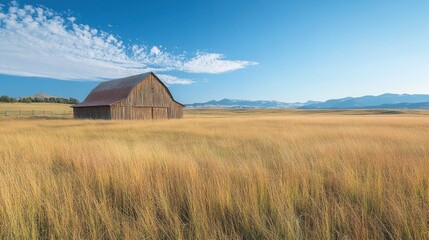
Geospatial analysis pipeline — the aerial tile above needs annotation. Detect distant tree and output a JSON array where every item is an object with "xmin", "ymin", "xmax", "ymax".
[
  {"xmin": 19, "ymin": 97, "xmax": 33, "ymax": 103},
  {"xmin": 69, "ymin": 98, "xmax": 80, "ymax": 104},
  {"xmin": 0, "ymin": 96, "xmax": 18, "ymax": 103},
  {"xmin": 0, "ymin": 95, "xmax": 78, "ymax": 104},
  {"xmin": 33, "ymin": 97, "xmax": 44, "ymax": 103},
  {"xmin": 0, "ymin": 95, "xmax": 11, "ymax": 102}
]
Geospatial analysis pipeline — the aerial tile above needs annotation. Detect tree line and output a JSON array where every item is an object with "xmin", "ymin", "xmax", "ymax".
[{"xmin": 0, "ymin": 95, "xmax": 80, "ymax": 104}]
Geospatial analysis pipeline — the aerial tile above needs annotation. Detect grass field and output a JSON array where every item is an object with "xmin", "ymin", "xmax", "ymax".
[
  {"xmin": 0, "ymin": 102, "xmax": 72, "ymax": 111},
  {"xmin": 1, "ymin": 105, "xmax": 429, "ymax": 239},
  {"xmin": 0, "ymin": 103, "xmax": 72, "ymax": 117}
]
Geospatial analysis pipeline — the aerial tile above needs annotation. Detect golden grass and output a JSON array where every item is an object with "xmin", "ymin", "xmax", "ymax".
[
  {"xmin": 1, "ymin": 110, "xmax": 429, "ymax": 239},
  {"xmin": 0, "ymin": 103, "xmax": 73, "ymax": 119},
  {"xmin": 0, "ymin": 102, "xmax": 72, "ymax": 111}
]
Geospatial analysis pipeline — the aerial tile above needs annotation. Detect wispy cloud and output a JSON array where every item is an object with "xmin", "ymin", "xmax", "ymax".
[
  {"xmin": 157, "ymin": 74, "xmax": 194, "ymax": 85},
  {"xmin": 0, "ymin": 1, "xmax": 257, "ymax": 84}
]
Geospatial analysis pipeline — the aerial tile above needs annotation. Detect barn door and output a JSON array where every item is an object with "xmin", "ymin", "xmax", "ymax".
[
  {"xmin": 132, "ymin": 107, "xmax": 152, "ymax": 120},
  {"xmin": 152, "ymin": 107, "xmax": 168, "ymax": 119}
]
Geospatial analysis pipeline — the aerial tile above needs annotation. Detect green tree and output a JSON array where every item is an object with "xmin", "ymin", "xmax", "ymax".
[
  {"xmin": 69, "ymin": 98, "xmax": 80, "ymax": 104},
  {"xmin": 19, "ymin": 97, "xmax": 32, "ymax": 103},
  {"xmin": 0, "ymin": 95, "xmax": 11, "ymax": 102}
]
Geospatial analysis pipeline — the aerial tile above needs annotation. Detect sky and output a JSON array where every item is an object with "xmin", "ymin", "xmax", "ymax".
[{"xmin": 0, "ymin": 0, "xmax": 428, "ymax": 104}]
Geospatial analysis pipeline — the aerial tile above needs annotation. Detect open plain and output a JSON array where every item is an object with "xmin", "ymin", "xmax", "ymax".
[{"xmin": 1, "ymin": 105, "xmax": 429, "ymax": 239}]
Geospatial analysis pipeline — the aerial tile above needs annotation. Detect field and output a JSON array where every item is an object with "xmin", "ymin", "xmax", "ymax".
[
  {"xmin": 0, "ymin": 103, "xmax": 72, "ymax": 117},
  {"xmin": 1, "ymin": 104, "xmax": 429, "ymax": 239}
]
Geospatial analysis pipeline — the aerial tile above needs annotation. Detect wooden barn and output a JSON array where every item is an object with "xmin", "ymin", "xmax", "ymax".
[{"xmin": 72, "ymin": 72, "xmax": 183, "ymax": 120}]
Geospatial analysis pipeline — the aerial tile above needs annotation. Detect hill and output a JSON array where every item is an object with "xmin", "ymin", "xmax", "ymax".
[
  {"xmin": 27, "ymin": 93, "xmax": 56, "ymax": 98},
  {"xmin": 188, "ymin": 94, "xmax": 429, "ymax": 109},
  {"xmin": 299, "ymin": 93, "xmax": 429, "ymax": 109},
  {"xmin": 186, "ymin": 98, "xmax": 319, "ymax": 109}
]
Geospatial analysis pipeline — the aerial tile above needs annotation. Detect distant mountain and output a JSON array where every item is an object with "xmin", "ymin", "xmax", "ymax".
[
  {"xmin": 186, "ymin": 98, "xmax": 320, "ymax": 109},
  {"xmin": 299, "ymin": 94, "xmax": 429, "ymax": 109},
  {"xmin": 187, "ymin": 94, "xmax": 429, "ymax": 109},
  {"xmin": 23, "ymin": 93, "xmax": 56, "ymax": 99},
  {"xmin": 361, "ymin": 102, "xmax": 429, "ymax": 109}
]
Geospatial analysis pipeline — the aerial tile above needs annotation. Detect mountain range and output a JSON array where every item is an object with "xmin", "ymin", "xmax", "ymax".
[{"xmin": 186, "ymin": 94, "xmax": 429, "ymax": 109}]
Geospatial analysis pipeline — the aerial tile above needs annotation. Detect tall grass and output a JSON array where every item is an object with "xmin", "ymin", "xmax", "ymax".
[
  {"xmin": 0, "ymin": 102, "xmax": 72, "ymax": 111},
  {"xmin": 0, "ymin": 112, "xmax": 429, "ymax": 239}
]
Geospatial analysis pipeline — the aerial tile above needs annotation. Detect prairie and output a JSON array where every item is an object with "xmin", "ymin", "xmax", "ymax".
[
  {"xmin": 0, "ymin": 103, "xmax": 72, "ymax": 118},
  {"xmin": 1, "ymin": 107, "xmax": 429, "ymax": 239},
  {"xmin": 0, "ymin": 102, "xmax": 72, "ymax": 111}
]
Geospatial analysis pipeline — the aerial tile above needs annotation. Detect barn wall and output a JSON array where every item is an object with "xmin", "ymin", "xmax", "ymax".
[
  {"xmin": 128, "ymin": 74, "xmax": 172, "ymax": 106},
  {"xmin": 110, "ymin": 74, "xmax": 183, "ymax": 120},
  {"xmin": 169, "ymin": 102, "xmax": 183, "ymax": 118},
  {"xmin": 110, "ymin": 105, "xmax": 128, "ymax": 120},
  {"xmin": 73, "ymin": 106, "xmax": 111, "ymax": 119}
]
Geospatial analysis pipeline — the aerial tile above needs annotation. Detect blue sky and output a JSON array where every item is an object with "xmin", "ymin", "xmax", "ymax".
[{"xmin": 0, "ymin": 0, "xmax": 428, "ymax": 103}]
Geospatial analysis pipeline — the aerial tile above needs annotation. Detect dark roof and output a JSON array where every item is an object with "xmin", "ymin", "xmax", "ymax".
[{"xmin": 73, "ymin": 72, "xmax": 183, "ymax": 107}]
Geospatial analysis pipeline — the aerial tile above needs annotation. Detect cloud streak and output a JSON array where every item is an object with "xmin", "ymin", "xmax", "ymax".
[{"xmin": 0, "ymin": 1, "xmax": 257, "ymax": 84}]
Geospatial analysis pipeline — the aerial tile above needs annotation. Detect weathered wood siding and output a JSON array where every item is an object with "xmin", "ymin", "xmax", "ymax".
[
  {"xmin": 73, "ymin": 106, "xmax": 111, "ymax": 119},
  {"xmin": 152, "ymin": 107, "xmax": 168, "ymax": 119},
  {"xmin": 131, "ymin": 107, "xmax": 152, "ymax": 120},
  {"xmin": 110, "ymin": 74, "xmax": 183, "ymax": 120},
  {"xmin": 169, "ymin": 102, "xmax": 183, "ymax": 119}
]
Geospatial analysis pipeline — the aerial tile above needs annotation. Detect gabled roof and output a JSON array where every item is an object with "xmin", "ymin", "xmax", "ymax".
[{"xmin": 73, "ymin": 72, "xmax": 183, "ymax": 107}]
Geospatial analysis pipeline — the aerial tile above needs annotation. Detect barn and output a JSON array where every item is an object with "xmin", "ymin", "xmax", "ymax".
[{"xmin": 72, "ymin": 72, "xmax": 183, "ymax": 120}]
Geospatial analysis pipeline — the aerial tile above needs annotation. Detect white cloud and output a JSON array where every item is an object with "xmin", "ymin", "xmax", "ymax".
[
  {"xmin": 181, "ymin": 53, "xmax": 256, "ymax": 73},
  {"xmin": 157, "ymin": 74, "xmax": 194, "ymax": 85},
  {"xmin": 150, "ymin": 46, "xmax": 161, "ymax": 55},
  {"xmin": 0, "ymin": 2, "xmax": 257, "ymax": 84},
  {"xmin": 67, "ymin": 16, "xmax": 76, "ymax": 23}
]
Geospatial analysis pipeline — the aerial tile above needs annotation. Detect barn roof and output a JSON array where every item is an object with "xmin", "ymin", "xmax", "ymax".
[{"xmin": 73, "ymin": 72, "xmax": 183, "ymax": 107}]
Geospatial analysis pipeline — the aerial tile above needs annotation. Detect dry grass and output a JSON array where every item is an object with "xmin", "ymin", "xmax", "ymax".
[
  {"xmin": 1, "ymin": 109, "xmax": 429, "ymax": 239},
  {"xmin": 0, "ymin": 103, "xmax": 72, "ymax": 119},
  {"xmin": 0, "ymin": 102, "xmax": 72, "ymax": 111}
]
